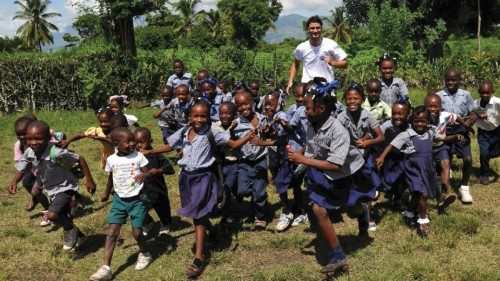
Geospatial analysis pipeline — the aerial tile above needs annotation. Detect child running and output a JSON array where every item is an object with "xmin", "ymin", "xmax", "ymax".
[
  {"xmin": 253, "ymin": 93, "xmax": 306, "ymax": 231},
  {"xmin": 474, "ymin": 81, "xmax": 499, "ymax": 185},
  {"xmin": 10, "ymin": 121, "xmax": 96, "ymax": 250},
  {"xmin": 287, "ymin": 85, "xmax": 375, "ymax": 275},
  {"xmin": 134, "ymin": 127, "xmax": 175, "ymax": 237},
  {"xmin": 90, "ymin": 127, "xmax": 152, "ymax": 281},
  {"xmin": 142, "ymin": 101, "xmax": 255, "ymax": 278},
  {"xmin": 376, "ymin": 106, "xmax": 438, "ymax": 237}
]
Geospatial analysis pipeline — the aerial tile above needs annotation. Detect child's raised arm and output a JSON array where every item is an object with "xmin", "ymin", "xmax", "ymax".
[
  {"xmin": 58, "ymin": 132, "xmax": 86, "ymax": 148},
  {"xmin": 226, "ymin": 129, "xmax": 255, "ymax": 149},
  {"xmin": 251, "ymin": 135, "xmax": 288, "ymax": 147},
  {"xmin": 141, "ymin": 144, "xmax": 173, "ymax": 155}
]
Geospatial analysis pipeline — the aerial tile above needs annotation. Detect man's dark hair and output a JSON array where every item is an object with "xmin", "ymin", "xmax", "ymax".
[{"xmin": 306, "ymin": 15, "xmax": 323, "ymax": 28}]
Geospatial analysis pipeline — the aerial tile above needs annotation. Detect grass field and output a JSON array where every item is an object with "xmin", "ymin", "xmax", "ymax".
[{"xmin": 0, "ymin": 89, "xmax": 499, "ymax": 281}]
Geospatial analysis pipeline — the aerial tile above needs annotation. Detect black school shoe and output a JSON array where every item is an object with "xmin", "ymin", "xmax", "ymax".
[{"xmin": 320, "ymin": 258, "xmax": 349, "ymax": 275}]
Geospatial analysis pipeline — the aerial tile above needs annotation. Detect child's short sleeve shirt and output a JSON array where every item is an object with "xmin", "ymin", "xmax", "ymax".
[
  {"xmin": 337, "ymin": 109, "xmax": 379, "ymax": 155},
  {"xmin": 379, "ymin": 77, "xmax": 409, "ymax": 106},
  {"xmin": 105, "ymin": 150, "xmax": 148, "ymax": 198},
  {"xmin": 16, "ymin": 145, "xmax": 80, "ymax": 197},
  {"xmin": 390, "ymin": 127, "xmax": 436, "ymax": 155},
  {"xmin": 302, "ymin": 116, "xmax": 364, "ymax": 180},
  {"xmin": 474, "ymin": 96, "xmax": 500, "ymax": 131},
  {"xmin": 436, "ymin": 88, "xmax": 477, "ymax": 118},
  {"xmin": 233, "ymin": 113, "xmax": 268, "ymax": 161},
  {"xmin": 167, "ymin": 125, "xmax": 230, "ymax": 171}
]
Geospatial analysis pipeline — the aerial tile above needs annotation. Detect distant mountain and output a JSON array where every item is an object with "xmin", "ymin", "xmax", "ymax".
[{"xmin": 264, "ymin": 14, "xmax": 308, "ymax": 43}]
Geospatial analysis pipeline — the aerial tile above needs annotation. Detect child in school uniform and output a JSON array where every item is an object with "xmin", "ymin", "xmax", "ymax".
[
  {"xmin": 378, "ymin": 100, "xmax": 411, "ymax": 210},
  {"xmin": 108, "ymin": 95, "xmax": 139, "ymax": 127},
  {"xmin": 287, "ymin": 86, "xmax": 375, "ymax": 275},
  {"xmin": 362, "ymin": 78, "xmax": 392, "ymax": 124},
  {"xmin": 199, "ymin": 76, "xmax": 228, "ymax": 121},
  {"xmin": 165, "ymin": 84, "xmax": 192, "ymax": 129},
  {"xmin": 377, "ymin": 54, "xmax": 409, "ymax": 106},
  {"xmin": 436, "ymin": 67, "xmax": 478, "ymax": 203},
  {"xmin": 214, "ymin": 101, "xmax": 240, "ymax": 226},
  {"xmin": 253, "ymin": 93, "xmax": 306, "ymax": 231},
  {"xmin": 142, "ymin": 101, "xmax": 254, "ymax": 278},
  {"xmin": 376, "ymin": 106, "xmax": 438, "ymax": 237},
  {"xmin": 12, "ymin": 115, "xmax": 51, "ymax": 226},
  {"xmin": 90, "ymin": 127, "xmax": 152, "ymax": 281},
  {"xmin": 166, "ymin": 59, "xmax": 193, "ymax": 89},
  {"xmin": 425, "ymin": 93, "xmax": 468, "ymax": 209},
  {"xmin": 134, "ymin": 127, "xmax": 175, "ymax": 237},
  {"xmin": 337, "ymin": 83, "xmax": 385, "ymax": 231},
  {"xmin": 9, "ymin": 121, "xmax": 96, "ymax": 250},
  {"xmin": 475, "ymin": 81, "xmax": 499, "ymax": 185},
  {"xmin": 149, "ymin": 86, "xmax": 176, "ymax": 144},
  {"xmin": 232, "ymin": 91, "xmax": 270, "ymax": 229}
]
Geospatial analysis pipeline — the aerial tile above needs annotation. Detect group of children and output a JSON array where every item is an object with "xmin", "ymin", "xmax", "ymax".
[{"xmin": 8, "ymin": 57, "xmax": 498, "ymax": 279}]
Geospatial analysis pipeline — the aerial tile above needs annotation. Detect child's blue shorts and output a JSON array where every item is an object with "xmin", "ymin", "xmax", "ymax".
[{"xmin": 108, "ymin": 193, "xmax": 148, "ymax": 228}]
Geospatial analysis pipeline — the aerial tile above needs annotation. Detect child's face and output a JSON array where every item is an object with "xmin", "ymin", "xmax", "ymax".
[
  {"xmin": 380, "ymin": 60, "xmax": 395, "ymax": 80},
  {"xmin": 425, "ymin": 97, "xmax": 442, "ymax": 118},
  {"xmin": 218, "ymin": 81, "xmax": 227, "ymax": 92},
  {"xmin": 176, "ymin": 87, "xmax": 189, "ymax": 104},
  {"xmin": 412, "ymin": 112, "xmax": 429, "ymax": 134},
  {"xmin": 345, "ymin": 90, "xmax": 364, "ymax": 112},
  {"xmin": 264, "ymin": 95, "xmax": 279, "ymax": 117},
  {"xmin": 444, "ymin": 71, "xmax": 461, "ymax": 93},
  {"xmin": 478, "ymin": 83, "xmax": 493, "ymax": 102},
  {"xmin": 202, "ymin": 83, "xmax": 216, "ymax": 98},
  {"xmin": 134, "ymin": 131, "xmax": 152, "ymax": 150},
  {"xmin": 249, "ymin": 83, "xmax": 259, "ymax": 97},
  {"xmin": 14, "ymin": 124, "xmax": 29, "ymax": 146},
  {"xmin": 26, "ymin": 126, "xmax": 50, "ymax": 154},
  {"xmin": 294, "ymin": 86, "xmax": 305, "ymax": 106},
  {"xmin": 189, "ymin": 105, "xmax": 210, "ymax": 130},
  {"xmin": 391, "ymin": 104, "xmax": 409, "ymax": 128},
  {"xmin": 173, "ymin": 62, "xmax": 184, "ymax": 76},
  {"xmin": 109, "ymin": 100, "xmax": 122, "ymax": 113},
  {"xmin": 98, "ymin": 114, "xmax": 112, "ymax": 135},
  {"xmin": 367, "ymin": 82, "xmax": 381, "ymax": 102},
  {"xmin": 305, "ymin": 95, "xmax": 322, "ymax": 122},
  {"xmin": 161, "ymin": 88, "xmax": 173, "ymax": 104},
  {"xmin": 235, "ymin": 93, "xmax": 254, "ymax": 118},
  {"xmin": 115, "ymin": 131, "xmax": 136, "ymax": 155},
  {"xmin": 219, "ymin": 105, "xmax": 235, "ymax": 127}
]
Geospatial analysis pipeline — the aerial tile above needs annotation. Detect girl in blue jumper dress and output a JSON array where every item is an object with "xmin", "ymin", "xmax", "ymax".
[
  {"xmin": 142, "ymin": 101, "xmax": 254, "ymax": 278},
  {"xmin": 337, "ymin": 83, "xmax": 385, "ymax": 231},
  {"xmin": 253, "ymin": 93, "xmax": 306, "ymax": 231},
  {"xmin": 376, "ymin": 106, "xmax": 438, "ymax": 237},
  {"xmin": 287, "ymin": 83, "xmax": 376, "ymax": 276}
]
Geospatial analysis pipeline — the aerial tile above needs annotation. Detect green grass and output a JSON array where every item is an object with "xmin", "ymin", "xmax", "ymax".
[{"xmin": 0, "ymin": 91, "xmax": 499, "ymax": 281}]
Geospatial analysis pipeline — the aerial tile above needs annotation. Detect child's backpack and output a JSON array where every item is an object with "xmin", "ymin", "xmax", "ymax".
[{"xmin": 49, "ymin": 145, "xmax": 85, "ymax": 179}]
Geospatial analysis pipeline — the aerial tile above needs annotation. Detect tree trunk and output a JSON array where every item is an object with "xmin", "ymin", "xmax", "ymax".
[
  {"xmin": 477, "ymin": 0, "xmax": 481, "ymax": 54},
  {"xmin": 117, "ymin": 17, "xmax": 136, "ymax": 56}
]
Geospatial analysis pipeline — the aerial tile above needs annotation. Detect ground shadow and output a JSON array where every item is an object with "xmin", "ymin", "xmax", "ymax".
[{"xmin": 73, "ymin": 233, "xmax": 106, "ymax": 259}]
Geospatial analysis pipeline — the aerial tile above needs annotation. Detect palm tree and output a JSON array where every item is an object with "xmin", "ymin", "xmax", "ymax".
[
  {"xmin": 205, "ymin": 9, "xmax": 222, "ymax": 37},
  {"xmin": 13, "ymin": 0, "xmax": 61, "ymax": 51},
  {"xmin": 172, "ymin": 0, "xmax": 206, "ymax": 35},
  {"xmin": 322, "ymin": 8, "xmax": 353, "ymax": 44}
]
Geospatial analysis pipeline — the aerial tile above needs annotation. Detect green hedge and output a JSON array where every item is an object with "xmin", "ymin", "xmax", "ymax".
[{"xmin": 0, "ymin": 38, "xmax": 498, "ymax": 113}]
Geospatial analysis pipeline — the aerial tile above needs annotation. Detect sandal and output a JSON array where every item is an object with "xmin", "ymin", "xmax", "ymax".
[
  {"xmin": 438, "ymin": 193, "xmax": 456, "ymax": 210},
  {"xmin": 320, "ymin": 258, "xmax": 349, "ymax": 275},
  {"xmin": 186, "ymin": 259, "xmax": 203, "ymax": 279}
]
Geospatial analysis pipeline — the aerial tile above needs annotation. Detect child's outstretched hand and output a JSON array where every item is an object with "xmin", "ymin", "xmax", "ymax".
[
  {"xmin": 287, "ymin": 147, "xmax": 305, "ymax": 164},
  {"xmin": 375, "ymin": 157, "xmax": 384, "ymax": 169},
  {"xmin": 356, "ymin": 139, "xmax": 369, "ymax": 149},
  {"xmin": 273, "ymin": 118, "xmax": 289, "ymax": 127},
  {"xmin": 86, "ymin": 180, "xmax": 96, "ymax": 195},
  {"xmin": 134, "ymin": 172, "xmax": 149, "ymax": 184},
  {"xmin": 7, "ymin": 182, "xmax": 17, "ymax": 194},
  {"xmin": 250, "ymin": 135, "xmax": 264, "ymax": 146},
  {"xmin": 57, "ymin": 139, "xmax": 71, "ymax": 148}
]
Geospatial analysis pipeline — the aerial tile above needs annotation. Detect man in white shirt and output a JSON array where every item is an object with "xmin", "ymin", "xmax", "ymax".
[{"xmin": 286, "ymin": 15, "xmax": 348, "ymax": 94}]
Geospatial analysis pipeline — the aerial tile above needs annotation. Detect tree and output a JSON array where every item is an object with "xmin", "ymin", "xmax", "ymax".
[
  {"xmin": 218, "ymin": 0, "xmax": 282, "ymax": 49},
  {"xmin": 171, "ymin": 0, "xmax": 206, "ymax": 36},
  {"xmin": 13, "ymin": 0, "xmax": 61, "ymax": 51},
  {"xmin": 322, "ymin": 8, "xmax": 353, "ymax": 44}
]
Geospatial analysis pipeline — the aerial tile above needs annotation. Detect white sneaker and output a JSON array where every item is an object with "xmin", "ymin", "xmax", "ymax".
[
  {"xmin": 291, "ymin": 214, "xmax": 309, "ymax": 227},
  {"xmin": 159, "ymin": 224, "xmax": 171, "ymax": 235},
  {"xmin": 458, "ymin": 185, "xmax": 473, "ymax": 203},
  {"xmin": 40, "ymin": 211, "xmax": 51, "ymax": 227},
  {"xmin": 275, "ymin": 213, "xmax": 293, "ymax": 231},
  {"xmin": 90, "ymin": 265, "xmax": 112, "ymax": 281},
  {"xmin": 135, "ymin": 252, "xmax": 152, "ymax": 270}
]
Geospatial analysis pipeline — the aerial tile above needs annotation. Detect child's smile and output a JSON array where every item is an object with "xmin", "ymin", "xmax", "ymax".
[{"xmin": 345, "ymin": 90, "xmax": 363, "ymax": 112}]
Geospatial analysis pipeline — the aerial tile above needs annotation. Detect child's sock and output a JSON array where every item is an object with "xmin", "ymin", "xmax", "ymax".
[{"xmin": 329, "ymin": 244, "xmax": 346, "ymax": 263}]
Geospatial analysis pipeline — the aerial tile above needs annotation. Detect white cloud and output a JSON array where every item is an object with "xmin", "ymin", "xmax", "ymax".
[{"xmin": 282, "ymin": 0, "xmax": 342, "ymax": 16}]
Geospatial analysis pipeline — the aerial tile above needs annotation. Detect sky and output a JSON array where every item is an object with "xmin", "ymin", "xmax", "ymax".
[{"xmin": 0, "ymin": 0, "xmax": 341, "ymax": 37}]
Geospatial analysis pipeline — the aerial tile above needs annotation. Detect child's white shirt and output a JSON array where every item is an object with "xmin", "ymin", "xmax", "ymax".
[
  {"xmin": 475, "ymin": 96, "xmax": 500, "ymax": 131},
  {"xmin": 105, "ymin": 150, "xmax": 148, "ymax": 198}
]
